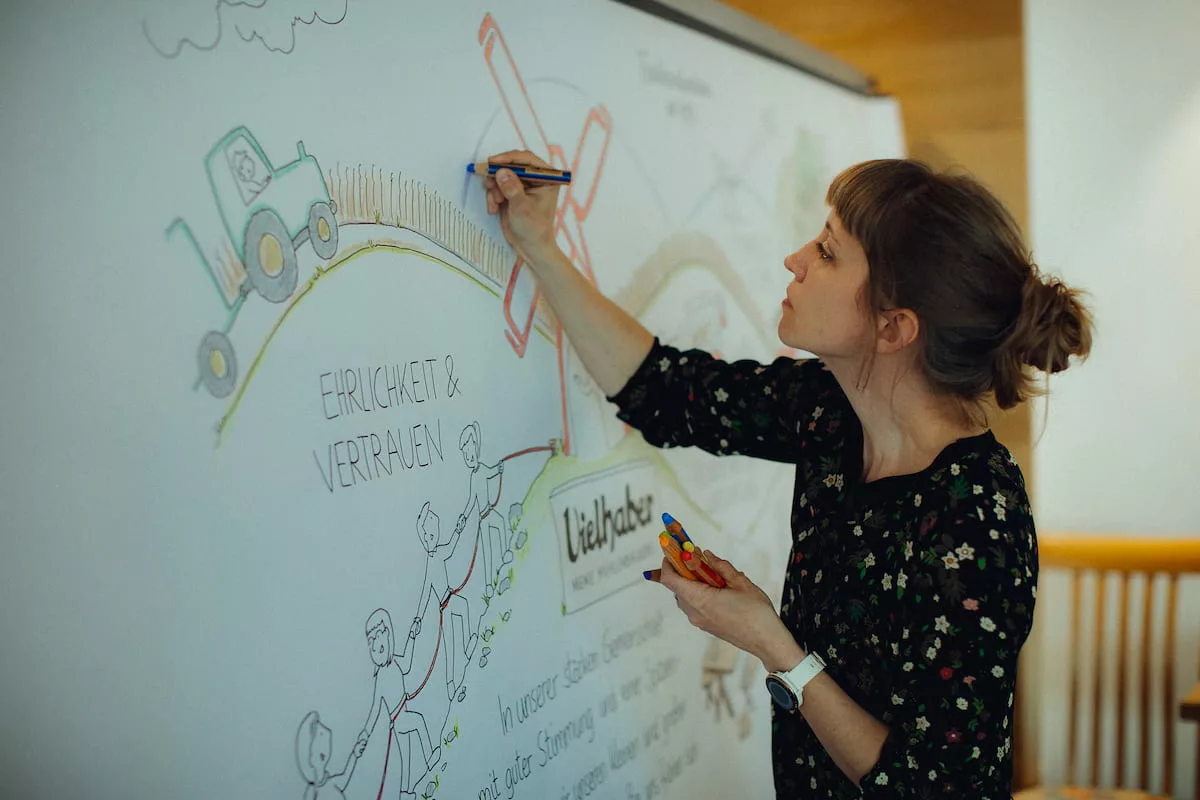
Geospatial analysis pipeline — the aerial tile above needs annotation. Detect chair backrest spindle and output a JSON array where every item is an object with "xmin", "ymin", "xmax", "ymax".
[
  {"xmin": 1163, "ymin": 574, "xmax": 1178, "ymax": 797},
  {"xmin": 1068, "ymin": 569, "xmax": 1082, "ymax": 783},
  {"xmin": 1138, "ymin": 572, "xmax": 1154, "ymax": 790},
  {"xmin": 1091, "ymin": 572, "xmax": 1107, "ymax": 786},
  {"xmin": 1115, "ymin": 572, "xmax": 1129, "ymax": 787}
]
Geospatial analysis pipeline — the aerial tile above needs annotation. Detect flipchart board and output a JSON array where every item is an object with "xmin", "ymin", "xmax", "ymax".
[{"xmin": 0, "ymin": 1, "xmax": 902, "ymax": 797}]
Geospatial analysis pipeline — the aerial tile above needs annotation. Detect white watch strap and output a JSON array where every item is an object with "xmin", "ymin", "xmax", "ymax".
[{"xmin": 782, "ymin": 652, "xmax": 826, "ymax": 696}]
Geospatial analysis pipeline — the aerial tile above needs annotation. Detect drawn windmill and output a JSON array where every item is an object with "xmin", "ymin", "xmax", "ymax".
[{"xmin": 478, "ymin": 14, "xmax": 612, "ymax": 457}]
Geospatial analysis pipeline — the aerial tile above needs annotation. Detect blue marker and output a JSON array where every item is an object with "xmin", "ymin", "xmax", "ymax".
[
  {"xmin": 467, "ymin": 162, "xmax": 572, "ymax": 185},
  {"xmin": 662, "ymin": 512, "xmax": 692, "ymax": 545}
]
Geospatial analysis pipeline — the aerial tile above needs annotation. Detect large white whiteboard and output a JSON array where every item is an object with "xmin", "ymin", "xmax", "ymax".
[{"xmin": 0, "ymin": 2, "xmax": 901, "ymax": 797}]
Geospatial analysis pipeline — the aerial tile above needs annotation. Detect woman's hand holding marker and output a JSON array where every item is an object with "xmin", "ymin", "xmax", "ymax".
[
  {"xmin": 657, "ymin": 531, "xmax": 699, "ymax": 582},
  {"xmin": 680, "ymin": 543, "xmax": 727, "ymax": 587},
  {"xmin": 644, "ymin": 512, "xmax": 800, "ymax": 672},
  {"xmin": 643, "ymin": 511, "xmax": 726, "ymax": 587}
]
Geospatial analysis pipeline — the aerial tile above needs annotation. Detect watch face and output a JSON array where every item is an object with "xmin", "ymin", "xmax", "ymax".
[{"xmin": 765, "ymin": 675, "xmax": 797, "ymax": 711}]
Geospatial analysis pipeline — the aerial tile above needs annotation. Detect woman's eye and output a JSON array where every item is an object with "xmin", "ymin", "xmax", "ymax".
[{"xmin": 815, "ymin": 241, "xmax": 832, "ymax": 260}]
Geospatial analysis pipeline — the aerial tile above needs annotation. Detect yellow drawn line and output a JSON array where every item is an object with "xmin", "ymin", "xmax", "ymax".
[
  {"xmin": 610, "ymin": 231, "xmax": 777, "ymax": 353},
  {"xmin": 215, "ymin": 238, "xmax": 554, "ymax": 444}
]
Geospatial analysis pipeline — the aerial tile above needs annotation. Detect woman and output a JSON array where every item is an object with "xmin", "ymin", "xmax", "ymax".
[{"xmin": 477, "ymin": 152, "xmax": 1091, "ymax": 798}]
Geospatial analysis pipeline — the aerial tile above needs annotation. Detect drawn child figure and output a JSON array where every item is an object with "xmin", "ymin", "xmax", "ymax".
[
  {"xmin": 453, "ymin": 422, "xmax": 510, "ymax": 597},
  {"xmin": 412, "ymin": 501, "xmax": 478, "ymax": 701},
  {"xmin": 358, "ymin": 609, "xmax": 441, "ymax": 796},
  {"xmin": 294, "ymin": 710, "xmax": 366, "ymax": 800},
  {"xmin": 230, "ymin": 148, "xmax": 268, "ymax": 196}
]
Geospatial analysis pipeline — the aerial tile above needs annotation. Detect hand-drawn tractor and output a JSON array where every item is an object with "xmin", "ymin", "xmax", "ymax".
[{"xmin": 169, "ymin": 126, "xmax": 338, "ymax": 397}]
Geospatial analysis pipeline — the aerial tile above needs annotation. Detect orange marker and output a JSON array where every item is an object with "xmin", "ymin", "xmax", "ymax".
[
  {"xmin": 658, "ymin": 532, "xmax": 699, "ymax": 580},
  {"xmin": 681, "ymin": 549, "xmax": 727, "ymax": 588}
]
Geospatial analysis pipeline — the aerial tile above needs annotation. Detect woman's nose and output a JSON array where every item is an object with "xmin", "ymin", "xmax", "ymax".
[{"xmin": 785, "ymin": 251, "xmax": 807, "ymax": 282}]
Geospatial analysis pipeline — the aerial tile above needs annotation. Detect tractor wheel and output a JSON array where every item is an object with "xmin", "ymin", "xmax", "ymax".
[
  {"xmin": 308, "ymin": 201, "xmax": 338, "ymax": 260},
  {"xmin": 243, "ymin": 209, "xmax": 298, "ymax": 303},
  {"xmin": 198, "ymin": 330, "xmax": 237, "ymax": 398}
]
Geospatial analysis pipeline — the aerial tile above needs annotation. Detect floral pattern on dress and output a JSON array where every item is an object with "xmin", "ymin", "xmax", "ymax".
[{"xmin": 608, "ymin": 339, "xmax": 1037, "ymax": 799}]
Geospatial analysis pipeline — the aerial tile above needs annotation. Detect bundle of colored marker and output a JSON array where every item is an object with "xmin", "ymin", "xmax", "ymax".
[{"xmin": 656, "ymin": 512, "xmax": 727, "ymax": 588}]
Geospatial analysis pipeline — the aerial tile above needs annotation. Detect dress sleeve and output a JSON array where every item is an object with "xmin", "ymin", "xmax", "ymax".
[
  {"xmin": 606, "ymin": 338, "xmax": 833, "ymax": 464},
  {"xmin": 857, "ymin": 514, "xmax": 1036, "ymax": 798}
]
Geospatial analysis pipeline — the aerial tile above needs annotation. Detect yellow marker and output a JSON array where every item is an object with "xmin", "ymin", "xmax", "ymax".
[
  {"xmin": 658, "ymin": 532, "xmax": 698, "ymax": 580},
  {"xmin": 682, "ymin": 540, "xmax": 717, "ymax": 570}
]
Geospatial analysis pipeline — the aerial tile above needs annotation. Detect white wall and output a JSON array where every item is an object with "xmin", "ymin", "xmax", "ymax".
[
  {"xmin": 1025, "ymin": 2, "xmax": 1200, "ymax": 796},
  {"xmin": 1026, "ymin": 0, "xmax": 1200, "ymax": 535}
]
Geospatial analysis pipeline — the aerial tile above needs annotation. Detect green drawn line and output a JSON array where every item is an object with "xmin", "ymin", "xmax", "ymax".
[{"xmin": 215, "ymin": 236, "xmax": 553, "ymax": 444}]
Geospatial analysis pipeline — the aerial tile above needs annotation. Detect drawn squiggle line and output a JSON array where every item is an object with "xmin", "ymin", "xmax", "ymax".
[
  {"xmin": 232, "ymin": 0, "xmax": 348, "ymax": 55},
  {"xmin": 143, "ymin": 0, "xmax": 345, "ymax": 59},
  {"xmin": 142, "ymin": 3, "xmax": 229, "ymax": 59},
  {"xmin": 143, "ymin": 0, "xmax": 265, "ymax": 58}
]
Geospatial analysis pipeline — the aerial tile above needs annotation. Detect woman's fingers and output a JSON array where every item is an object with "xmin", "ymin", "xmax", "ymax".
[
  {"xmin": 658, "ymin": 556, "xmax": 694, "ymax": 592},
  {"xmin": 656, "ymin": 556, "xmax": 682, "ymax": 587},
  {"xmin": 486, "ymin": 149, "xmax": 553, "ymax": 170},
  {"xmin": 485, "ymin": 186, "xmax": 506, "ymax": 214},
  {"xmin": 704, "ymin": 550, "xmax": 745, "ymax": 583}
]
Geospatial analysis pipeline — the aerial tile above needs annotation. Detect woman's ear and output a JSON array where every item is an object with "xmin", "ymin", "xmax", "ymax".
[{"xmin": 876, "ymin": 308, "xmax": 920, "ymax": 354}]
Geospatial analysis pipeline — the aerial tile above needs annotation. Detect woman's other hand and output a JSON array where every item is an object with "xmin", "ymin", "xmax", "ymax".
[{"xmin": 648, "ymin": 551, "xmax": 804, "ymax": 671}]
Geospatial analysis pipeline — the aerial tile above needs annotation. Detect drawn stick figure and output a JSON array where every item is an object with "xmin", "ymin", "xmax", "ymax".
[
  {"xmin": 358, "ymin": 609, "xmax": 441, "ymax": 795},
  {"xmin": 454, "ymin": 422, "xmax": 511, "ymax": 597},
  {"xmin": 413, "ymin": 502, "xmax": 479, "ymax": 701},
  {"xmin": 295, "ymin": 710, "xmax": 365, "ymax": 800}
]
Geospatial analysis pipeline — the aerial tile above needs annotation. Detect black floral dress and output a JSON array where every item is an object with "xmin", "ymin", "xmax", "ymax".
[{"xmin": 608, "ymin": 340, "xmax": 1037, "ymax": 799}]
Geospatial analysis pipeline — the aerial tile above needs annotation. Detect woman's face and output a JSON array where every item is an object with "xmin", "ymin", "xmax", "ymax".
[{"xmin": 778, "ymin": 212, "xmax": 874, "ymax": 360}]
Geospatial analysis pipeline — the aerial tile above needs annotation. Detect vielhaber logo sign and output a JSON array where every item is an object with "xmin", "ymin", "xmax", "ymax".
[{"xmin": 550, "ymin": 461, "xmax": 664, "ymax": 614}]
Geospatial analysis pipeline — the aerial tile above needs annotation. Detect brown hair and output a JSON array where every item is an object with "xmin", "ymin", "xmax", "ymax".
[{"xmin": 827, "ymin": 159, "xmax": 1093, "ymax": 410}]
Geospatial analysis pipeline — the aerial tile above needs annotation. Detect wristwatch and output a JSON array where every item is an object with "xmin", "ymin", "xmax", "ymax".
[{"xmin": 765, "ymin": 652, "xmax": 826, "ymax": 712}]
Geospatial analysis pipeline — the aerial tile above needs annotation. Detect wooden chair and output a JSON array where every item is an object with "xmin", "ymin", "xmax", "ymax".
[{"xmin": 1014, "ymin": 535, "xmax": 1200, "ymax": 800}]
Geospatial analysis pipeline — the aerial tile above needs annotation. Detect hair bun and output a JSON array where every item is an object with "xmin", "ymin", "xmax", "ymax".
[{"xmin": 1008, "ymin": 268, "xmax": 1093, "ymax": 374}]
